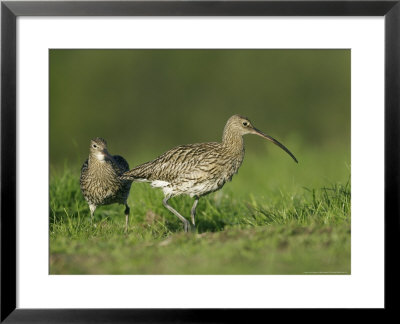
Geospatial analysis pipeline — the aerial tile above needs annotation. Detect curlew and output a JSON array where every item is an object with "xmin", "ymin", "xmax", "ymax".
[
  {"xmin": 80, "ymin": 137, "xmax": 132, "ymax": 232},
  {"xmin": 121, "ymin": 115, "xmax": 297, "ymax": 232}
]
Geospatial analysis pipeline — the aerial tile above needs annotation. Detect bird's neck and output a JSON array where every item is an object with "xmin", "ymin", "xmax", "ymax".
[
  {"xmin": 89, "ymin": 154, "xmax": 111, "ymax": 168},
  {"xmin": 88, "ymin": 154, "xmax": 118, "ymax": 181},
  {"xmin": 222, "ymin": 129, "xmax": 245, "ymax": 157}
]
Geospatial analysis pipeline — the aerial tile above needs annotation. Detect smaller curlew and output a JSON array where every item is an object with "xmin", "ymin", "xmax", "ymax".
[
  {"xmin": 80, "ymin": 137, "xmax": 132, "ymax": 232},
  {"xmin": 121, "ymin": 115, "xmax": 297, "ymax": 232}
]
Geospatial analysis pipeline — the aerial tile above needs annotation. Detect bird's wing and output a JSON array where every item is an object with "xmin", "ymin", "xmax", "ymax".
[
  {"xmin": 80, "ymin": 158, "xmax": 89, "ymax": 175},
  {"xmin": 80, "ymin": 158, "xmax": 89, "ymax": 185},
  {"xmin": 122, "ymin": 143, "xmax": 221, "ymax": 182},
  {"xmin": 112, "ymin": 155, "xmax": 130, "ymax": 174}
]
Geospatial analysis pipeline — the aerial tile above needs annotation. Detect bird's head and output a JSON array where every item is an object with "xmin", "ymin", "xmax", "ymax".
[
  {"xmin": 225, "ymin": 115, "xmax": 257, "ymax": 136},
  {"xmin": 224, "ymin": 115, "xmax": 298, "ymax": 163},
  {"xmin": 89, "ymin": 137, "xmax": 112, "ymax": 161}
]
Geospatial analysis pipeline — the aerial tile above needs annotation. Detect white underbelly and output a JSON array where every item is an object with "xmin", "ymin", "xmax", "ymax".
[{"xmin": 150, "ymin": 173, "xmax": 230, "ymax": 198}]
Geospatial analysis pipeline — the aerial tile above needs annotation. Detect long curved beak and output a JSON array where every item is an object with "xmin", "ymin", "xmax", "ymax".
[{"xmin": 252, "ymin": 127, "xmax": 298, "ymax": 163}]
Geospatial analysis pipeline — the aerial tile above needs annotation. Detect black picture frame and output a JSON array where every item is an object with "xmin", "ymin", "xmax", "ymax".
[{"xmin": 1, "ymin": 0, "xmax": 399, "ymax": 322}]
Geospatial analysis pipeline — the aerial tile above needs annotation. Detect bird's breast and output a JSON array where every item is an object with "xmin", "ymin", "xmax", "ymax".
[{"xmin": 80, "ymin": 161, "xmax": 130, "ymax": 205}]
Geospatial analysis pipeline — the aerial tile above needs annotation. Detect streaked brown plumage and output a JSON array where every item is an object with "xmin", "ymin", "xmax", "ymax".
[
  {"xmin": 80, "ymin": 137, "xmax": 132, "ymax": 231},
  {"xmin": 121, "ymin": 115, "xmax": 297, "ymax": 232}
]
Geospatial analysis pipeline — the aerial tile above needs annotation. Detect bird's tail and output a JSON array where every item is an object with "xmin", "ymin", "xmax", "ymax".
[
  {"xmin": 119, "ymin": 163, "xmax": 152, "ymax": 182},
  {"xmin": 120, "ymin": 170, "xmax": 140, "ymax": 181}
]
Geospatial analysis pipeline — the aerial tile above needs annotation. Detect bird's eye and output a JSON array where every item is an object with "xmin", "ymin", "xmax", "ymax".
[
  {"xmin": 92, "ymin": 144, "xmax": 97, "ymax": 148},
  {"xmin": 242, "ymin": 122, "xmax": 248, "ymax": 126}
]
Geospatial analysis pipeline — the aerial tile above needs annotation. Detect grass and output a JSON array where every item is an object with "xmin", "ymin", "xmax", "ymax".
[{"xmin": 50, "ymin": 150, "xmax": 351, "ymax": 275}]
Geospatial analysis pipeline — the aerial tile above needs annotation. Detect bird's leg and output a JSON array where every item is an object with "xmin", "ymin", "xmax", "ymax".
[
  {"xmin": 190, "ymin": 197, "xmax": 199, "ymax": 231},
  {"xmin": 124, "ymin": 203, "xmax": 130, "ymax": 233},
  {"xmin": 89, "ymin": 204, "xmax": 96, "ymax": 226},
  {"xmin": 162, "ymin": 198, "xmax": 191, "ymax": 233}
]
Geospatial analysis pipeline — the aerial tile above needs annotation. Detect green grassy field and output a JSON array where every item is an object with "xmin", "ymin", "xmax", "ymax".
[{"xmin": 50, "ymin": 146, "xmax": 351, "ymax": 275}]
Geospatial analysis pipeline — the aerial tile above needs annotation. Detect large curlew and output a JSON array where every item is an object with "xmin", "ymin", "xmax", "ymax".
[
  {"xmin": 121, "ymin": 115, "xmax": 297, "ymax": 232},
  {"xmin": 80, "ymin": 137, "xmax": 132, "ymax": 232}
]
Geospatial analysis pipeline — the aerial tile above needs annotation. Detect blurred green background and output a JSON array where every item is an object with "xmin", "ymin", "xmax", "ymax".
[{"xmin": 50, "ymin": 49, "xmax": 350, "ymax": 195}]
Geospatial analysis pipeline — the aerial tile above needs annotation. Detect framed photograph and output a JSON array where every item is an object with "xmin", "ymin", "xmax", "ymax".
[{"xmin": 1, "ymin": 0, "xmax": 398, "ymax": 321}]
